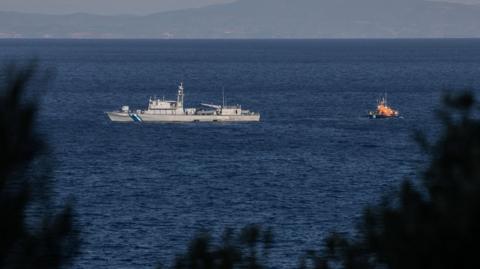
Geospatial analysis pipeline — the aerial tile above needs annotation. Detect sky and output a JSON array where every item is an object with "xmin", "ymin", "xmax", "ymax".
[
  {"xmin": 0, "ymin": 0, "xmax": 479, "ymax": 15},
  {"xmin": 0, "ymin": 0, "xmax": 235, "ymax": 15}
]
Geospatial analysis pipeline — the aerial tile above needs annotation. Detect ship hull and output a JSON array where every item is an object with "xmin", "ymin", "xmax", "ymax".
[
  {"xmin": 368, "ymin": 114, "xmax": 400, "ymax": 119},
  {"xmin": 107, "ymin": 112, "xmax": 260, "ymax": 122}
]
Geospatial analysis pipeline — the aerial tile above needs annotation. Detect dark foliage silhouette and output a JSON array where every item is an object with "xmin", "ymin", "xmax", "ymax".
[
  {"xmin": 160, "ymin": 225, "xmax": 273, "ymax": 269},
  {"xmin": 299, "ymin": 91, "xmax": 480, "ymax": 269},
  {"xmin": 0, "ymin": 64, "xmax": 79, "ymax": 269}
]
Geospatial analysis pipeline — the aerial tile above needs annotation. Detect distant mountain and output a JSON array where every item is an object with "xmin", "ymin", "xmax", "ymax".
[{"xmin": 2, "ymin": 0, "xmax": 480, "ymax": 38}]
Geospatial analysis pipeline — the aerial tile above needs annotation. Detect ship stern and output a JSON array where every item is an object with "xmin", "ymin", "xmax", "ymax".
[{"xmin": 106, "ymin": 112, "xmax": 134, "ymax": 122}]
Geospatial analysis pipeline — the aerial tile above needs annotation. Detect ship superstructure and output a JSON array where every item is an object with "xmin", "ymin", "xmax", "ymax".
[
  {"xmin": 368, "ymin": 94, "xmax": 400, "ymax": 119},
  {"xmin": 107, "ymin": 83, "xmax": 260, "ymax": 122}
]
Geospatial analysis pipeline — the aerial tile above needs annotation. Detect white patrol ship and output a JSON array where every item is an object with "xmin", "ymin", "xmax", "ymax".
[{"xmin": 106, "ymin": 83, "xmax": 260, "ymax": 122}]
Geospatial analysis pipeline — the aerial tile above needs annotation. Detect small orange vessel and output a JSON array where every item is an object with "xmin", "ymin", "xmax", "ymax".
[{"xmin": 368, "ymin": 94, "xmax": 399, "ymax": 119}]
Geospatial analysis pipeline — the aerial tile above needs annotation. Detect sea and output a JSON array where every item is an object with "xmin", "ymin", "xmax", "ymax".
[{"xmin": 1, "ymin": 39, "xmax": 479, "ymax": 268}]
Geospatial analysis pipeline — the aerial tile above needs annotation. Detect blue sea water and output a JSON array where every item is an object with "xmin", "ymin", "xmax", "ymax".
[{"xmin": 1, "ymin": 39, "xmax": 480, "ymax": 268}]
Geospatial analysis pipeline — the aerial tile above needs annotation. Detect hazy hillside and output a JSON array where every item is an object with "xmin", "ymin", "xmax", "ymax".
[{"xmin": 1, "ymin": 0, "xmax": 480, "ymax": 38}]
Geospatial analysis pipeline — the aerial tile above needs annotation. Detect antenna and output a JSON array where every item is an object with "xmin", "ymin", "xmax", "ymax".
[{"xmin": 222, "ymin": 87, "xmax": 226, "ymax": 107}]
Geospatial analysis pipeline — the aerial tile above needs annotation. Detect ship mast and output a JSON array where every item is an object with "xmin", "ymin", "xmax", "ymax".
[{"xmin": 177, "ymin": 82, "xmax": 184, "ymax": 109}]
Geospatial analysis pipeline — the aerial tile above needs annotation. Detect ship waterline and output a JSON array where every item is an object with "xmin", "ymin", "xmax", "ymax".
[{"xmin": 106, "ymin": 83, "xmax": 260, "ymax": 123}]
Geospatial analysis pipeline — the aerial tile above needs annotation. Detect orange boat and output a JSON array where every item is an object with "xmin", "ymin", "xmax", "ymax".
[{"xmin": 368, "ymin": 94, "xmax": 399, "ymax": 119}]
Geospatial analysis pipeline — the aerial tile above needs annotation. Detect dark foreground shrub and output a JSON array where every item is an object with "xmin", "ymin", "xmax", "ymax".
[{"xmin": 0, "ymin": 63, "xmax": 79, "ymax": 269}]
